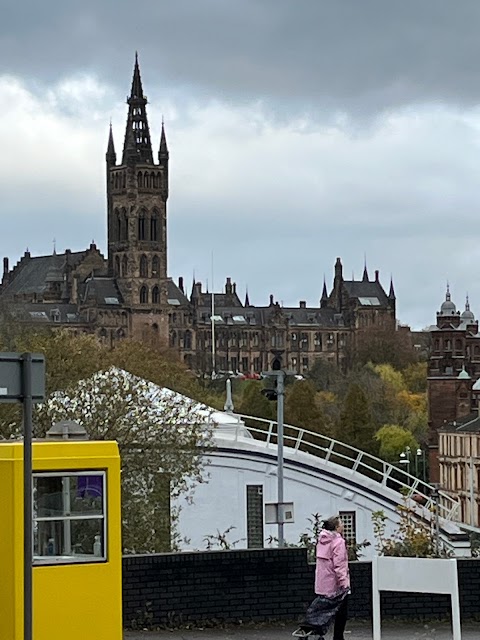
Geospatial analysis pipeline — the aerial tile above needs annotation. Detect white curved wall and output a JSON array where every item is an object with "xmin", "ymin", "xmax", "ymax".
[{"xmin": 175, "ymin": 434, "xmax": 405, "ymax": 559}]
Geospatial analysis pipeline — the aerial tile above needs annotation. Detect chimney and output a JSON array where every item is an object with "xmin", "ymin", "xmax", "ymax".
[
  {"xmin": 3, "ymin": 257, "xmax": 8, "ymax": 276},
  {"xmin": 232, "ymin": 282, "xmax": 237, "ymax": 294},
  {"xmin": 71, "ymin": 275, "xmax": 78, "ymax": 304},
  {"xmin": 375, "ymin": 270, "xmax": 379, "ymax": 282},
  {"xmin": 178, "ymin": 276, "xmax": 184, "ymax": 293},
  {"xmin": 225, "ymin": 277, "xmax": 232, "ymax": 295},
  {"xmin": 299, "ymin": 301, "xmax": 306, "ymax": 308},
  {"xmin": 269, "ymin": 294, "xmax": 274, "ymax": 306}
]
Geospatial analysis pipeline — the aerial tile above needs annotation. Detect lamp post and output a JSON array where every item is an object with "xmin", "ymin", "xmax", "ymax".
[
  {"xmin": 399, "ymin": 446, "xmax": 411, "ymax": 476},
  {"xmin": 416, "ymin": 447, "xmax": 427, "ymax": 482}
]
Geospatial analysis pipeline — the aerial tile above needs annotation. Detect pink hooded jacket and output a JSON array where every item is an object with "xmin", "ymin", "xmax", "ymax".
[{"xmin": 314, "ymin": 529, "xmax": 350, "ymax": 597}]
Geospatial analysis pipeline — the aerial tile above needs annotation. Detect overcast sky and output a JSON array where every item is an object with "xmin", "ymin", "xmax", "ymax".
[{"xmin": 2, "ymin": 0, "xmax": 480, "ymax": 329}]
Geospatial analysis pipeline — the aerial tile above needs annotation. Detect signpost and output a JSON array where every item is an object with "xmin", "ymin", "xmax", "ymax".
[{"xmin": 0, "ymin": 353, "xmax": 46, "ymax": 640}]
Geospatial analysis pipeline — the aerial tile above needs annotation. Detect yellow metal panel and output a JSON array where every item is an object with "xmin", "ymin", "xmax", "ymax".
[{"xmin": 0, "ymin": 440, "xmax": 123, "ymax": 640}]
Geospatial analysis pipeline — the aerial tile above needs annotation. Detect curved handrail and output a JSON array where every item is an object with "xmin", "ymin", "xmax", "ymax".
[{"xmin": 218, "ymin": 413, "xmax": 460, "ymax": 522}]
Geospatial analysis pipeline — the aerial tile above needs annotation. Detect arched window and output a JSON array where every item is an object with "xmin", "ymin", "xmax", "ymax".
[
  {"xmin": 121, "ymin": 208, "xmax": 128, "ymax": 241},
  {"xmin": 434, "ymin": 339, "xmax": 440, "ymax": 351},
  {"xmin": 114, "ymin": 174, "xmax": 119, "ymax": 189},
  {"xmin": 121, "ymin": 255, "xmax": 128, "ymax": 277},
  {"xmin": 140, "ymin": 255, "xmax": 148, "ymax": 278},
  {"xmin": 152, "ymin": 255, "xmax": 159, "ymax": 276},
  {"xmin": 170, "ymin": 330, "xmax": 177, "ymax": 347},
  {"xmin": 122, "ymin": 172, "xmax": 126, "ymax": 188},
  {"xmin": 151, "ymin": 210, "xmax": 159, "ymax": 241},
  {"xmin": 113, "ymin": 208, "xmax": 121, "ymax": 241},
  {"xmin": 150, "ymin": 171, "xmax": 155, "ymax": 188},
  {"xmin": 455, "ymin": 339, "xmax": 462, "ymax": 351},
  {"xmin": 154, "ymin": 173, "xmax": 160, "ymax": 188},
  {"xmin": 144, "ymin": 172, "xmax": 150, "ymax": 188},
  {"xmin": 137, "ymin": 172, "xmax": 143, "ymax": 188},
  {"xmin": 140, "ymin": 286, "xmax": 148, "ymax": 304},
  {"xmin": 138, "ymin": 210, "xmax": 146, "ymax": 240},
  {"xmin": 184, "ymin": 330, "xmax": 192, "ymax": 349},
  {"xmin": 474, "ymin": 346, "xmax": 480, "ymax": 357},
  {"xmin": 152, "ymin": 286, "xmax": 160, "ymax": 304},
  {"xmin": 115, "ymin": 256, "xmax": 120, "ymax": 275}
]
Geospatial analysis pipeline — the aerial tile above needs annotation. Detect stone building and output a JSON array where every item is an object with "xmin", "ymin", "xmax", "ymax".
[
  {"xmin": 427, "ymin": 286, "xmax": 480, "ymax": 482},
  {"xmin": 439, "ymin": 415, "xmax": 480, "ymax": 527},
  {"xmin": 0, "ymin": 56, "xmax": 397, "ymax": 375},
  {"xmin": 180, "ymin": 261, "xmax": 396, "ymax": 375}
]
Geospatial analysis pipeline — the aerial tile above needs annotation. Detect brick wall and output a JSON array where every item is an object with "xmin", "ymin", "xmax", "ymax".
[{"xmin": 122, "ymin": 549, "xmax": 480, "ymax": 628}]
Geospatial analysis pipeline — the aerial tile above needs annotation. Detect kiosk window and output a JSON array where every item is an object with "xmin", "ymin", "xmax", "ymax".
[{"xmin": 33, "ymin": 471, "xmax": 106, "ymax": 564}]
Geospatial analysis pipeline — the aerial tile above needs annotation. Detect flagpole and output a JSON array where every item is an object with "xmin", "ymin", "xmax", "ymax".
[{"xmin": 211, "ymin": 252, "xmax": 216, "ymax": 379}]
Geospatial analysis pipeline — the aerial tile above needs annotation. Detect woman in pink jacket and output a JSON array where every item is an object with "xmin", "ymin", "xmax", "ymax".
[{"xmin": 294, "ymin": 516, "xmax": 350, "ymax": 640}]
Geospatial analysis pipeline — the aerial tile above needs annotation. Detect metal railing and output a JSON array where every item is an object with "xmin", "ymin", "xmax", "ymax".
[{"xmin": 219, "ymin": 413, "xmax": 460, "ymax": 522}]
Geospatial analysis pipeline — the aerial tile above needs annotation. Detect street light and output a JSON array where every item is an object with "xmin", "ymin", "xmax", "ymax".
[
  {"xmin": 399, "ymin": 446, "xmax": 411, "ymax": 475},
  {"xmin": 416, "ymin": 447, "xmax": 427, "ymax": 483}
]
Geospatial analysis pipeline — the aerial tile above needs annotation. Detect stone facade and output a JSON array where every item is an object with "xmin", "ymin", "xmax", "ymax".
[
  {"xmin": 0, "ymin": 56, "xmax": 397, "ymax": 374},
  {"xmin": 439, "ymin": 424, "xmax": 480, "ymax": 526}
]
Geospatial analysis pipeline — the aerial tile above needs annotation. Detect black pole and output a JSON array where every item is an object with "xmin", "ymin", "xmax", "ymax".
[{"xmin": 22, "ymin": 353, "xmax": 33, "ymax": 640}]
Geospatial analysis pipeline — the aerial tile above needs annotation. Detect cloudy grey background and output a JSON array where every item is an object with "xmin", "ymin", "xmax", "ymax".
[{"xmin": 2, "ymin": 0, "xmax": 480, "ymax": 328}]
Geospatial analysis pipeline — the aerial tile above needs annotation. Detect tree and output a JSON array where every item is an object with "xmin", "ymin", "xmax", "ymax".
[
  {"xmin": 402, "ymin": 362, "xmax": 428, "ymax": 393},
  {"xmin": 285, "ymin": 381, "xmax": 326, "ymax": 433},
  {"xmin": 308, "ymin": 358, "xmax": 345, "ymax": 392},
  {"xmin": 375, "ymin": 424, "xmax": 420, "ymax": 463},
  {"xmin": 34, "ymin": 367, "xmax": 213, "ymax": 553},
  {"xmin": 337, "ymin": 383, "xmax": 376, "ymax": 452},
  {"xmin": 354, "ymin": 327, "xmax": 418, "ymax": 370},
  {"xmin": 237, "ymin": 381, "xmax": 275, "ymax": 420}
]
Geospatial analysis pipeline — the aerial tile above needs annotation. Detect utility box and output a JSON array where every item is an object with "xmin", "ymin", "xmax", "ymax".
[{"xmin": 0, "ymin": 438, "xmax": 122, "ymax": 640}]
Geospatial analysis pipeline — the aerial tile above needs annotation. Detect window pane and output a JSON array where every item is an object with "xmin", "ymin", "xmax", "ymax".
[
  {"xmin": 34, "ymin": 474, "xmax": 104, "ymax": 518},
  {"xmin": 34, "ymin": 517, "xmax": 105, "ymax": 560}
]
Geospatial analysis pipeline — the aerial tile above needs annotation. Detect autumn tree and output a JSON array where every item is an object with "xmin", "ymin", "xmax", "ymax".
[
  {"xmin": 375, "ymin": 425, "xmax": 420, "ymax": 463},
  {"xmin": 35, "ymin": 367, "xmax": 213, "ymax": 553}
]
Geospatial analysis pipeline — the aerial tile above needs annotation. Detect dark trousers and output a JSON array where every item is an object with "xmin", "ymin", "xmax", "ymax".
[{"xmin": 332, "ymin": 595, "xmax": 348, "ymax": 640}]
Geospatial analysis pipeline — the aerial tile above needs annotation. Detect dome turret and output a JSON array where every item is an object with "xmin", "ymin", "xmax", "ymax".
[
  {"xmin": 439, "ymin": 284, "xmax": 456, "ymax": 316},
  {"xmin": 461, "ymin": 295, "xmax": 475, "ymax": 322}
]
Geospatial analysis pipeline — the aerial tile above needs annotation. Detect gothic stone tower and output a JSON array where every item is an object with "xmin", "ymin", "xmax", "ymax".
[{"xmin": 106, "ymin": 54, "xmax": 169, "ymax": 343}]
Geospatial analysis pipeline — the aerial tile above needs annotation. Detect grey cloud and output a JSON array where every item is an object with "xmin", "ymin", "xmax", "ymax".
[{"xmin": 3, "ymin": 1, "xmax": 480, "ymax": 117}]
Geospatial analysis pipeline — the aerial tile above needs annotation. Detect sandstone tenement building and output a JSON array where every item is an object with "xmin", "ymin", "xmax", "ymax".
[{"xmin": 0, "ymin": 56, "xmax": 397, "ymax": 375}]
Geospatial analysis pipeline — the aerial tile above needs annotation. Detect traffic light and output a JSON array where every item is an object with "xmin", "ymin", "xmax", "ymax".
[{"xmin": 261, "ymin": 388, "xmax": 278, "ymax": 401}]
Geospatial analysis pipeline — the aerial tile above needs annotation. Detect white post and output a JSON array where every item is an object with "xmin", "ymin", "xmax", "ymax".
[
  {"xmin": 450, "ymin": 578, "xmax": 462, "ymax": 640},
  {"xmin": 372, "ymin": 556, "xmax": 382, "ymax": 640}
]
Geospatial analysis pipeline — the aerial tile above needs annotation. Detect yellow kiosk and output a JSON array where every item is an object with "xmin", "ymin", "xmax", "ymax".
[{"xmin": 0, "ymin": 421, "xmax": 123, "ymax": 640}]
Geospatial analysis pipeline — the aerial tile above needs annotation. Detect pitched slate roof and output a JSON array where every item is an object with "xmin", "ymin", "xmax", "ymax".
[
  {"xmin": 441, "ymin": 413, "xmax": 480, "ymax": 434},
  {"xmin": 2, "ymin": 251, "xmax": 88, "ymax": 296},
  {"xmin": 342, "ymin": 279, "xmax": 389, "ymax": 306},
  {"xmin": 167, "ymin": 280, "xmax": 190, "ymax": 306},
  {"xmin": 81, "ymin": 277, "xmax": 123, "ymax": 306}
]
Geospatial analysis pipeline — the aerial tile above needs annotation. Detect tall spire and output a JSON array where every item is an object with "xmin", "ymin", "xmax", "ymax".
[
  {"xmin": 362, "ymin": 254, "xmax": 369, "ymax": 282},
  {"xmin": 122, "ymin": 52, "xmax": 153, "ymax": 165},
  {"xmin": 159, "ymin": 118, "xmax": 169, "ymax": 163},
  {"xmin": 321, "ymin": 277, "xmax": 328, "ymax": 303},
  {"xmin": 388, "ymin": 276, "xmax": 396, "ymax": 299},
  {"xmin": 244, "ymin": 287, "xmax": 250, "ymax": 307},
  {"xmin": 106, "ymin": 122, "xmax": 116, "ymax": 165}
]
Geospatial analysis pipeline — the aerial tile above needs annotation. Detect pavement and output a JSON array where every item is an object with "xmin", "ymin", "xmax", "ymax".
[{"xmin": 124, "ymin": 620, "xmax": 479, "ymax": 639}]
